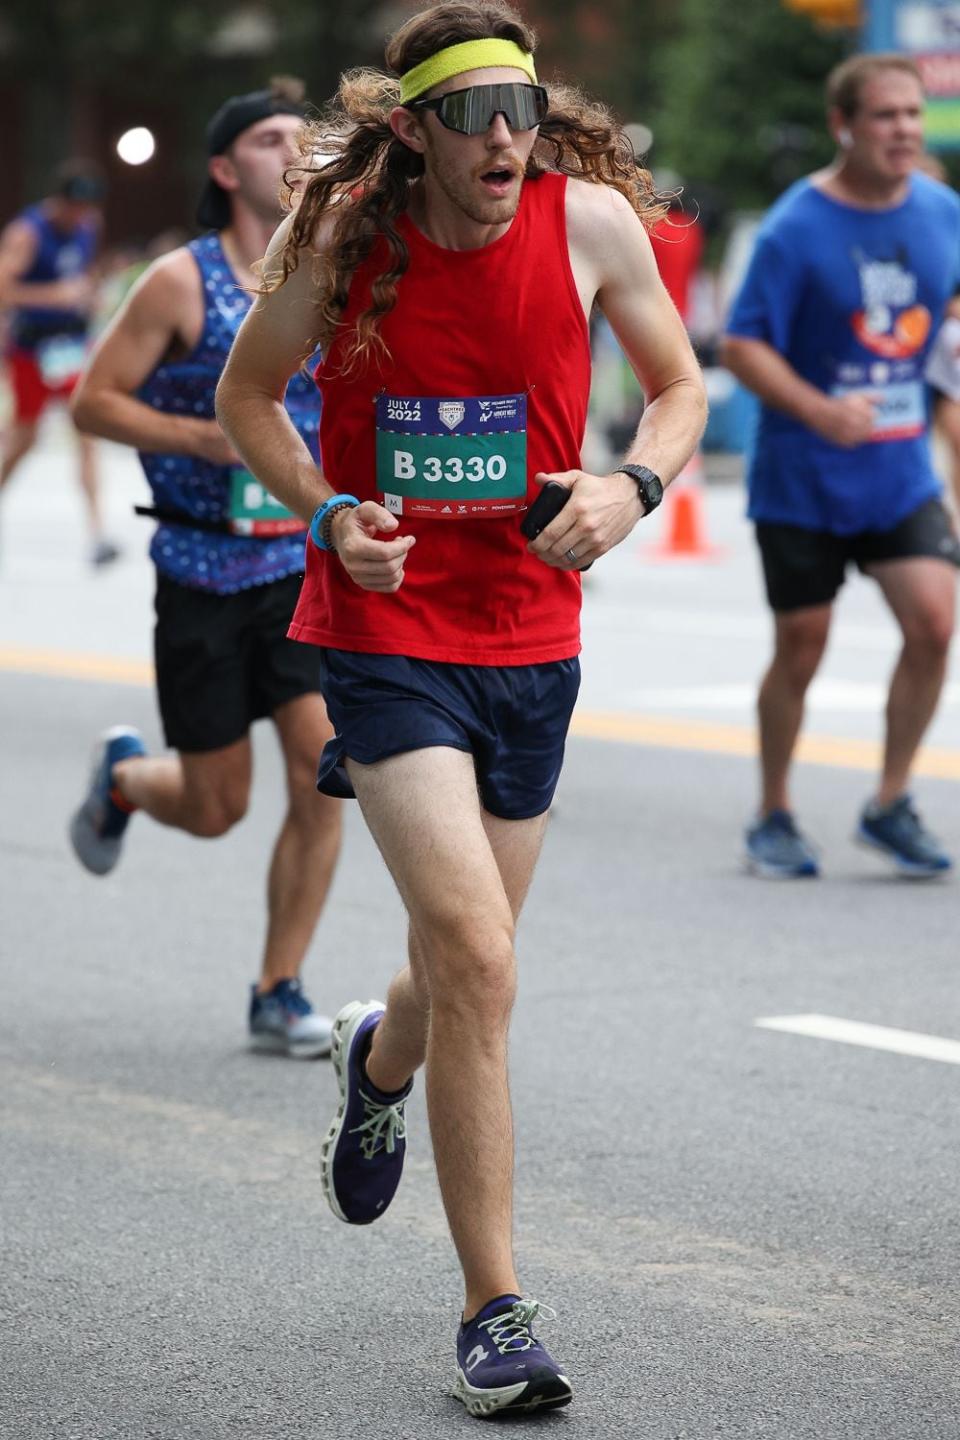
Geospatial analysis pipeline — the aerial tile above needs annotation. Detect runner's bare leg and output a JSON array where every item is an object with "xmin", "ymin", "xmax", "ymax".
[{"xmin": 348, "ymin": 746, "xmax": 548, "ymax": 1317}]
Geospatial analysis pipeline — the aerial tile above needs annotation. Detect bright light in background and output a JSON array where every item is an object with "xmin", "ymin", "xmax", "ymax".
[
  {"xmin": 116, "ymin": 127, "xmax": 155, "ymax": 166},
  {"xmin": 624, "ymin": 123, "xmax": 653, "ymax": 160}
]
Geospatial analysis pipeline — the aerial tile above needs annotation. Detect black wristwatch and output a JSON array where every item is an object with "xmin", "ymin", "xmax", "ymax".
[{"xmin": 615, "ymin": 464, "xmax": 664, "ymax": 516}]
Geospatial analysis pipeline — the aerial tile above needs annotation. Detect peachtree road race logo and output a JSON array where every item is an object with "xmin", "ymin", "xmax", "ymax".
[{"xmin": 438, "ymin": 401, "xmax": 466, "ymax": 430}]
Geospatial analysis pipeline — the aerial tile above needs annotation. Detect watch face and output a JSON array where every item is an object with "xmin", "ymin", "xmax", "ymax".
[{"xmin": 618, "ymin": 464, "xmax": 662, "ymax": 510}]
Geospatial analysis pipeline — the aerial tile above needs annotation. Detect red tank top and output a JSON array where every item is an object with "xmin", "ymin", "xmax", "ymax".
[{"xmin": 288, "ymin": 171, "xmax": 591, "ymax": 664}]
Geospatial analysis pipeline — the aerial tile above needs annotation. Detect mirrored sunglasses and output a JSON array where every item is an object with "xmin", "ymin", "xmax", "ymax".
[{"xmin": 409, "ymin": 83, "xmax": 549, "ymax": 136}]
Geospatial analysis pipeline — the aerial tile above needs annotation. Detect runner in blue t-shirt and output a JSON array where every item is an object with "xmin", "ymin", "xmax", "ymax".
[
  {"xmin": 723, "ymin": 53, "xmax": 960, "ymax": 880},
  {"xmin": 67, "ymin": 82, "xmax": 343, "ymax": 1056}
]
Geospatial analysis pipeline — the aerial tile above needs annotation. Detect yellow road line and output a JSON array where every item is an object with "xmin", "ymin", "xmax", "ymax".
[
  {"xmin": 566, "ymin": 711, "xmax": 960, "ymax": 780},
  {"xmin": 4, "ymin": 645, "xmax": 960, "ymax": 780},
  {"xmin": 0, "ymin": 646, "xmax": 154, "ymax": 687}
]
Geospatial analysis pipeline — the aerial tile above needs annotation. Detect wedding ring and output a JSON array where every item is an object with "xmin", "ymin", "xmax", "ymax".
[{"xmin": 564, "ymin": 547, "xmax": 578, "ymax": 563}]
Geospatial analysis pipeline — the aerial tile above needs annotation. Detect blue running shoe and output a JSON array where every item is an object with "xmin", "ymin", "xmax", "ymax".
[
  {"xmin": 69, "ymin": 726, "xmax": 146, "ymax": 875},
  {"xmin": 745, "ymin": 809, "xmax": 819, "ymax": 878},
  {"xmin": 455, "ymin": 1295, "xmax": 573, "ymax": 1418},
  {"xmin": 249, "ymin": 979, "xmax": 333, "ymax": 1059},
  {"xmin": 856, "ymin": 795, "xmax": 953, "ymax": 878},
  {"xmin": 320, "ymin": 1000, "xmax": 412, "ymax": 1224}
]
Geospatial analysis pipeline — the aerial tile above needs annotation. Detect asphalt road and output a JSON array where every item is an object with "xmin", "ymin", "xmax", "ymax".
[{"xmin": 2, "ymin": 428, "xmax": 959, "ymax": 1439}]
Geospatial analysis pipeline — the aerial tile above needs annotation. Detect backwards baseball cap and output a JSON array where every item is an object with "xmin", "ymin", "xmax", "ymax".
[
  {"xmin": 54, "ymin": 161, "xmax": 106, "ymax": 205},
  {"xmin": 196, "ymin": 77, "xmax": 307, "ymax": 230}
]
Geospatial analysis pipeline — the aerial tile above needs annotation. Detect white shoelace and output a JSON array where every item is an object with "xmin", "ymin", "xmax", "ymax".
[
  {"xmin": 350, "ymin": 1089, "xmax": 407, "ymax": 1160},
  {"xmin": 478, "ymin": 1299, "xmax": 557, "ymax": 1354}
]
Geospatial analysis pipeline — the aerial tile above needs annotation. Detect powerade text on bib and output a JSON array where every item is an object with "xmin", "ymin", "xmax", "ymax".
[{"xmin": 376, "ymin": 394, "xmax": 527, "ymax": 518}]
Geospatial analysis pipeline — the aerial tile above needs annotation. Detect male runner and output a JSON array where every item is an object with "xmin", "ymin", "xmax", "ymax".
[
  {"xmin": 722, "ymin": 54, "xmax": 960, "ymax": 880},
  {"xmin": 0, "ymin": 162, "xmax": 119, "ymax": 566},
  {"xmin": 68, "ymin": 81, "xmax": 342, "ymax": 1058},
  {"xmin": 217, "ymin": 1, "xmax": 706, "ymax": 1415}
]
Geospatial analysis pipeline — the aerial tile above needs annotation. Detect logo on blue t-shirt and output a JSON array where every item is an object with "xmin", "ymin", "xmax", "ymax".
[{"xmin": 848, "ymin": 247, "xmax": 930, "ymax": 375}]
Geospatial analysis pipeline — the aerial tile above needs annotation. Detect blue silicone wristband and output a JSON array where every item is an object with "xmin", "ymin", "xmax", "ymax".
[{"xmin": 310, "ymin": 495, "xmax": 360, "ymax": 550}]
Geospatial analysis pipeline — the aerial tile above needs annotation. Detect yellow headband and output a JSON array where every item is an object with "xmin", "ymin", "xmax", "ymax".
[{"xmin": 399, "ymin": 39, "xmax": 538, "ymax": 105}]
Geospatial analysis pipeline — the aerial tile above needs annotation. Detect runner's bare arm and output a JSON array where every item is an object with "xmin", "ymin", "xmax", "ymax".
[
  {"xmin": 215, "ymin": 215, "xmax": 334, "ymax": 522},
  {"xmin": 0, "ymin": 219, "xmax": 92, "ymax": 312},
  {"xmin": 720, "ymin": 334, "xmax": 875, "ymax": 447},
  {"xmin": 591, "ymin": 187, "xmax": 706, "ymax": 473},
  {"xmin": 71, "ymin": 251, "xmax": 238, "ymax": 463},
  {"xmin": 530, "ymin": 180, "xmax": 708, "ymax": 569},
  {"xmin": 217, "ymin": 217, "xmax": 415, "ymax": 591}
]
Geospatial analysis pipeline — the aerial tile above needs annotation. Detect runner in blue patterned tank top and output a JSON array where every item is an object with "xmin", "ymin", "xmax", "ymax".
[
  {"xmin": 68, "ymin": 80, "xmax": 343, "ymax": 1057},
  {"xmin": 0, "ymin": 161, "xmax": 121, "ymax": 566}
]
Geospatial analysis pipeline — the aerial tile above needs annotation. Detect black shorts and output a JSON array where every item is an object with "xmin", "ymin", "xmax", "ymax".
[
  {"xmin": 154, "ymin": 572, "xmax": 321, "ymax": 753},
  {"xmin": 756, "ymin": 497, "xmax": 960, "ymax": 613}
]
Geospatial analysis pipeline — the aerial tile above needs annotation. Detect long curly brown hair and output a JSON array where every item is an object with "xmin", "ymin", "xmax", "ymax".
[{"xmin": 276, "ymin": 0, "xmax": 664, "ymax": 374}]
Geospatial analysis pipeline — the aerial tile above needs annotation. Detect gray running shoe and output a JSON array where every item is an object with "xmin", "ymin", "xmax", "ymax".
[
  {"xmin": 249, "ymin": 979, "xmax": 333, "ymax": 1059},
  {"xmin": 90, "ymin": 539, "xmax": 121, "ymax": 568},
  {"xmin": 745, "ymin": 809, "xmax": 820, "ymax": 878},
  {"xmin": 856, "ymin": 795, "xmax": 953, "ymax": 878},
  {"xmin": 69, "ymin": 726, "xmax": 145, "ymax": 875}
]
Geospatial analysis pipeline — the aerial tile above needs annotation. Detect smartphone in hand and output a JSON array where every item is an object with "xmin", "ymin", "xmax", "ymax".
[
  {"xmin": 520, "ymin": 481, "xmax": 592, "ymax": 570},
  {"xmin": 520, "ymin": 481, "xmax": 570, "ymax": 540}
]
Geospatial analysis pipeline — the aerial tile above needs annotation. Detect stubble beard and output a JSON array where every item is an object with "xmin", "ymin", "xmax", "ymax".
[{"xmin": 429, "ymin": 147, "xmax": 523, "ymax": 228}]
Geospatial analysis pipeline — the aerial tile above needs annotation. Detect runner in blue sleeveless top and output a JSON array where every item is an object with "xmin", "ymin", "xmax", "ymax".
[
  {"xmin": 0, "ymin": 162, "xmax": 120, "ymax": 565},
  {"xmin": 136, "ymin": 227, "xmax": 320, "ymax": 593},
  {"xmin": 68, "ymin": 81, "xmax": 343, "ymax": 1057},
  {"xmin": 723, "ymin": 54, "xmax": 960, "ymax": 880}
]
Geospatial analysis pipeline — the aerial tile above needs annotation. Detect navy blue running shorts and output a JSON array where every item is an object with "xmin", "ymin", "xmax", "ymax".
[{"xmin": 315, "ymin": 649, "xmax": 581, "ymax": 821}]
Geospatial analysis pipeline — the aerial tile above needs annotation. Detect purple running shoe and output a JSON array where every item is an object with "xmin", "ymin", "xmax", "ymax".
[
  {"xmin": 455, "ymin": 1295, "xmax": 573, "ymax": 1417},
  {"xmin": 320, "ymin": 1000, "xmax": 412, "ymax": 1224}
]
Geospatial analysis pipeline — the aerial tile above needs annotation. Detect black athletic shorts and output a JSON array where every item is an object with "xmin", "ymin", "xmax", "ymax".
[
  {"xmin": 756, "ymin": 496, "xmax": 960, "ymax": 613},
  {"xmin": 154, "ymin": 572, "xmax": 321, "ymax": 753}
]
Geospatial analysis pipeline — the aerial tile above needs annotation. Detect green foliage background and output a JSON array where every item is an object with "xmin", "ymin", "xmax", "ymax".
[{"xmin": 653, "ymin": 0, "xmax": 850, "ymax": 210}]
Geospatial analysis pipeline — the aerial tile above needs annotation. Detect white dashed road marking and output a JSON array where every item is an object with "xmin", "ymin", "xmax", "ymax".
[{"xmin": 756, "ymin": 1013, "xmax": 960, "ymax": 1066}]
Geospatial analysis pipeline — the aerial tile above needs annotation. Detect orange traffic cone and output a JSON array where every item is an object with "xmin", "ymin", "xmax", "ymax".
[{"xmin": 641, "ymin": 451, "xmax": 724, "ymax": 562}]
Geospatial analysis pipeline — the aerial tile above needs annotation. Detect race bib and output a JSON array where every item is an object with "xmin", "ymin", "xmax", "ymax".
[
  {"xmin": 227, "ymin": 470, "xmax": 304, "ymax": 536},
  {"xmin": 375, "ymin": 393, "xmax": 527, "ymax": 518},
  {"xmin": 36, "ymin": 336, "xmax": 86, "ymax": 388},
  {"xmin": 830, "ymin": 380, "xmax": 925, "ymax": 442}
]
